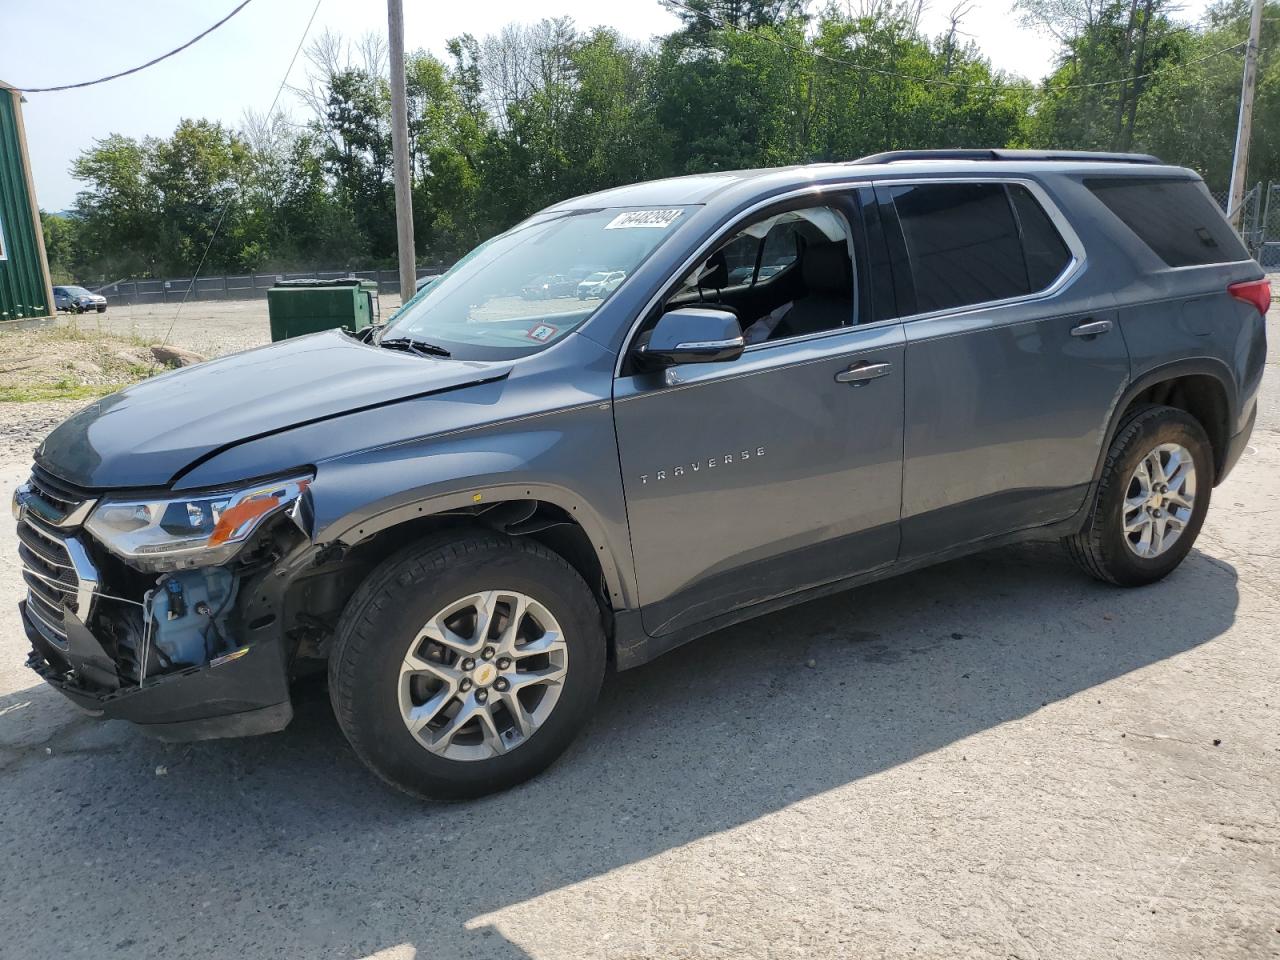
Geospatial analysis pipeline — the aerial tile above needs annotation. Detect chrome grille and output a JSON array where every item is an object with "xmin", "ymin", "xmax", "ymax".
[
  {"xmin": 15, "ymin": 469, "xmax": 99, "ymax": 648},
  {"xmin": 27, "ymin": 465, "xmax": 97, "ymax": 527}
]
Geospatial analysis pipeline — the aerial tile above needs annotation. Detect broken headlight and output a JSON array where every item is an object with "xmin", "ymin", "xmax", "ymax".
[{"xmin": 84, "ymin": 474, "xmax": 312, "ymax": 571}]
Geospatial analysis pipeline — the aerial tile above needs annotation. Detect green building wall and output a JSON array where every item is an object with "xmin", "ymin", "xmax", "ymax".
[{"xmin": 0, "ymin": 84, "xmax": 53, "ymax": 322}]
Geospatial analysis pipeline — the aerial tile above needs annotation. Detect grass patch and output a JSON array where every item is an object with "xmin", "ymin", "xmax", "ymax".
[
  {"xmin": 0, "ymin": 381, "xmax": 128, "ymax": 403},
  {"xmin": 53, "ymin": 321, "xmax": 154, "ymax": 349},
  {"xmin": 0, "ymin": 321, "xmax": 163, "ymax": 402}
]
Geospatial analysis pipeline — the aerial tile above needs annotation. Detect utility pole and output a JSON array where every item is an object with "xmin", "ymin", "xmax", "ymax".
[
  {"xmin": 1228, "ymin": 0, "xmax": 1265, "ymax": 231},
  {"xmin": 387, "ymin": 0, "xmax": 416, "ymax": 303}
]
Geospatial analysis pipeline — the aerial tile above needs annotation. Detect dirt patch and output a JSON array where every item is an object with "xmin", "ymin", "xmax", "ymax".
[{"xmin": 0, "ymin": 324, "xmax": 160, "ymax": 403}]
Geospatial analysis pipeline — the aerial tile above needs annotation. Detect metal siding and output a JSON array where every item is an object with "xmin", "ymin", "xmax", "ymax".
[{"xmin": 0, "ymin": 88, "xmax": 52, "ymax": 321}]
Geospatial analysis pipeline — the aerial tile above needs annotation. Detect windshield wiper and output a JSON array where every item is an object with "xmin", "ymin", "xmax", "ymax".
[{"xmin": 378, "ymin": 336, "xmax": 452, "ymax": 359}]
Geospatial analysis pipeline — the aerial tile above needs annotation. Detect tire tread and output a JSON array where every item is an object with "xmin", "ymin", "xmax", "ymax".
[
  {"xmin": 1065, "ymin": 403, "xmax": 1209, "ymax": 586},
  {"xmin": 327, "ymin": 529, "xmax": 601, "ymax": 800}
]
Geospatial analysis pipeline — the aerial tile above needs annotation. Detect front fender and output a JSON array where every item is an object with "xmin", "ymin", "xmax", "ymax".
[{"xmin": 300, "ymin": 413, "xmax": 639, "ymax": 611}]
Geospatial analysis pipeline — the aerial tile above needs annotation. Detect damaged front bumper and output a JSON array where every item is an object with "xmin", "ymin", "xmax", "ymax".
[
  {"xmin": 21, "ymin": 598, "xmax": 293, "ymax": 741},
  {"xmin": 16, "ymin": 468, "xmax": 303, "ymax": 742}
]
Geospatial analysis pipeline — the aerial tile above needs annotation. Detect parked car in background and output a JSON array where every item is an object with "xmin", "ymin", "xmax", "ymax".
[
  {"xmin": 16, "ymin": 149, "xmax": 1267, "ymax": 802},
  {"xmin": 52, "ymin": 285, "xmax": 107, "ymax": 313},
  {"xmin": 521, "ymin": 274, "xmax": 577, "ymax": 299},
  {"xmin": 414, "ymin": 274, "xmax": 439, "ymax": 293},
  {"xmin": 577, "ymin": 270, "xmax": 626, "ymax": 299}
]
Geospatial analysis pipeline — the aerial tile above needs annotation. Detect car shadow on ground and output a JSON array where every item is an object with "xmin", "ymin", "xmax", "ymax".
[{"xmin": 0, "ymin": 539, "xmax": 1239, "ymax": 959}]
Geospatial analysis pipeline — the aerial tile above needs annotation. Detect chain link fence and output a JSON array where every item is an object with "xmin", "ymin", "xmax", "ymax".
[
  {"xmin": 89, "ymin": 265, "xmax": 451, "ymax": 306},
  {"xmin": 1208, "ymin": 182, "xmax": 1280, "ymax": 270},
  {"xmin": 1254, "ymin": 182, "xmax": 1280, "ymax": 271}
]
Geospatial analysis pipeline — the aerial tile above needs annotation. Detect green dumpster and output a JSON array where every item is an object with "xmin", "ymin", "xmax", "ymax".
[{"xmin": 266, "ymin": 277, "xmax": 380, "ymax": 342}]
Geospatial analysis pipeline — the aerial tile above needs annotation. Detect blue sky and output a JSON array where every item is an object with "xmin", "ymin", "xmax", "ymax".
[{"xmin": 5, "ymin": 0, "xmax": 1214, "ymax": 212}]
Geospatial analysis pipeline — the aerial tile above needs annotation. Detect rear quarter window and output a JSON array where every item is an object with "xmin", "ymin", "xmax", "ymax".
[
  {"xmin": 1009, "ymin": 184, "xmax": 1072, "ymax": 290},
  {"xmin": 1084, "ymin": 177, "xmax": 1249, "ymax": 267}
]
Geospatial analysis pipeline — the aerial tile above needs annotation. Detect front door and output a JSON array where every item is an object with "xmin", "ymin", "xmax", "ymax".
[
  {"xmin": 613, "ymin": 197, "xmax": 905, "ymax": 637},
  {"xmin": 614, "ymin": 327, "xmax": 905, "ymax": 636}
]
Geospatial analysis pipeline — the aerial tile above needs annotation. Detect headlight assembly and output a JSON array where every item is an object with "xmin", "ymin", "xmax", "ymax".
[{"xmin": 84, "ymin": 474, "xmax": 312, "ymax": 571}]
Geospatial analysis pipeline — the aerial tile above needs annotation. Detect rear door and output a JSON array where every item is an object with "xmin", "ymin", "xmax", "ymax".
[
  {"xmin": 876, "ymin": 178, "xmax": 1130, "ymax": 557},
  {"xmin": 613, "ymin": 192, "xmax": 906, "ymax": 638}
]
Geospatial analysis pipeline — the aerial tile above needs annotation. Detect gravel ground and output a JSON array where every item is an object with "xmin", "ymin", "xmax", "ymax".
[{"xmin": 0, "ymin": 306, "xmax": 1275, "ymax": 960}]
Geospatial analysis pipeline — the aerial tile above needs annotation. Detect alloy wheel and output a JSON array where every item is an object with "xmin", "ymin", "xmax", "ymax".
[
  {"xmin": 1122, "ymin": 442, "xmax": 1197, "ymax": 559},
  {"xmin": 397, "ymin": 590, "xmax": 569, "ymax": 761}
]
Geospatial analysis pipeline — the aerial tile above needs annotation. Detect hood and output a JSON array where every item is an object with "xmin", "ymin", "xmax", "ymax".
[{"xmin": 36, "ymin": 329, "xmax": 508, "ymax": 489}]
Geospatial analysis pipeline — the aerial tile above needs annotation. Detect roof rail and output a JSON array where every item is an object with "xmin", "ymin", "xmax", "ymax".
[{"xmin": 851, "ymin": 148, "xmax": 1162, "ymax": 166}]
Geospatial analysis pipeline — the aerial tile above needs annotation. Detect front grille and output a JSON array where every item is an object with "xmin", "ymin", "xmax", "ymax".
[
  {"xmin": 16, "ymin": 468, "xmax": 99, "ymax": 648},
  {"xmin": 28, "ymin": 465, "xmax": 95, "ymax": 525}
]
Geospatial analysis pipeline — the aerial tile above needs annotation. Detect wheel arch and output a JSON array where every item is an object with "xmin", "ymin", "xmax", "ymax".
[
  {"xmin": 303, "ymin": 483, "xmax": 635, "ymax": 650},
  {"xmin": 1097, "ymin": 359, "xmax": 1237, "ymax": 485}
]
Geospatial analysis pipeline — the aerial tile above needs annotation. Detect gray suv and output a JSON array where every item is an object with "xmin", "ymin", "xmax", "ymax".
[{"xmin": 14, "ymin": 150, "xmax": 1268, "ymax": 799}]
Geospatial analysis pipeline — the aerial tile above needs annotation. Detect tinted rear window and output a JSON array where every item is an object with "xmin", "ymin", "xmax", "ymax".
[
  {"xmin": 890, "ymin": 182, "xmax": 1071, "ymax": 314},
  {"xmin": 1085, "ymin": 177, "xmax": 1248, "ymax": 267},
  {"xmin": 889, "ymin": 183, "xmax": 1024, "ymax": 312}
]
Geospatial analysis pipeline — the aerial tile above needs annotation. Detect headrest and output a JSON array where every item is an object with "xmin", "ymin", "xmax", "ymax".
[{"xmin": 801, "ymin": 241, "xmax": 852, "ymax": 297}]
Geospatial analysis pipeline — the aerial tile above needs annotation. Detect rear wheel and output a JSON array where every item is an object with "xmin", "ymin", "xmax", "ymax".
[
  {"xmin": 329, "ymin": 531, "xmax": 606, "ymax": 800},
  {"xmin": 1066, "ymin": 405, "xmax": 1213, "ymax": 586}
]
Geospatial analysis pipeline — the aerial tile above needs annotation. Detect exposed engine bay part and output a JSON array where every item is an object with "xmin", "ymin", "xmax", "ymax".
[{"xmin": 108, "ymin": 568, "xmax": 240, "ymax": 683}]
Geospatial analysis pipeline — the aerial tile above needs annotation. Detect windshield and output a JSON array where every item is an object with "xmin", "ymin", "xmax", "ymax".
[
  {"xmin": 65, "ymin": 286, "xmax": 91, "ymax": 297},
  {"xmin": 384, "ymin": 206, "xmax": 692, "ymax": 360}
]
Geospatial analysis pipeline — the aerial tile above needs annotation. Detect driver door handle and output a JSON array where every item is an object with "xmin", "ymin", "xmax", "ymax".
[
  {"xmin": 1070, "ymin": 319, "xmax": 1113, "ymax": 338},
  {"xmin": 836, "ymin": 361, "xmax": 893, "ymax": 385}
]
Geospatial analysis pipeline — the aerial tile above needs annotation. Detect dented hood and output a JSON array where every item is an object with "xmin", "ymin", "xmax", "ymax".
[{"xmin": 36, "ymin": 330, "xmax": 508, "ymax": 489}]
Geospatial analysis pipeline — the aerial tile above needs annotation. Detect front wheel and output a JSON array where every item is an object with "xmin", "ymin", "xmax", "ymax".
[
  {"xmin": 329, "ymin": 531, "xmax": 606, "ymax": 800},
  {"xmin": 1065, "ymin": 405, "xmax": 1213, "ymax": 586}
]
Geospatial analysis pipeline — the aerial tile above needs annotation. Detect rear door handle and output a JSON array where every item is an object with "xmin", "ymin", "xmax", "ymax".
[
  {"xmin": 835, "ymin": 361, "xmax": 893, "ymax": 385},
  {"xmin": 1070, "ymin": 319, "xmax": 1113, "ymax": 338}
]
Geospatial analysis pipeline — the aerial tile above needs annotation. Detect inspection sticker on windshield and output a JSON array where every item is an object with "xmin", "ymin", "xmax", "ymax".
[
  {"xmin": 526, "ymin": 323, "xmax": 559, "ymax": 342},
  {"xmin": 605, "ymin": 208, "xmax": 683, "ymax": 230}
]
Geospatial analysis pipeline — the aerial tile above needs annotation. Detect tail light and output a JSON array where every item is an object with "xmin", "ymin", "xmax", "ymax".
[{"xmin": 1227, "ymin": 278, "xmax": 1272, "ymax": 316}]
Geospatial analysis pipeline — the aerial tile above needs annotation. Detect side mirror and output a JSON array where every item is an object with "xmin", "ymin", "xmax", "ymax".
[{"xmin": 636, "ymin": 307, "xmax": 745, "ymax": 366}]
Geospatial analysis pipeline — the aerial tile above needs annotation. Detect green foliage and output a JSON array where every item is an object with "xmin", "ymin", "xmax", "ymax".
[
  {"xmin": 40, "ymin": 211, "xmax": 80, "ymax": 283},
  {"xmin": 57, "ymin": 2, "xmax": 1264, "ymax": 283}
]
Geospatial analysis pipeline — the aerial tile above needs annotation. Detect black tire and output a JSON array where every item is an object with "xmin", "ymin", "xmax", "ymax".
[
  {"xmin": 328, "ymin": 530, "xmax": 606, "ymax": 800},
  {"xmin": 1065, "ymin": 404, "xmax": 1213, "ymax": 586}
]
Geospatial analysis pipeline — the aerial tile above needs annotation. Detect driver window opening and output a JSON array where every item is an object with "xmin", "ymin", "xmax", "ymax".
[{"xmin": 665, "ymin": 205, "xmax": 857, "ymax": 345}]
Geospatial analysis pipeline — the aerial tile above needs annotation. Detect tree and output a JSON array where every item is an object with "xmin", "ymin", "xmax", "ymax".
[
  {"xmin": 57, "ymin": 6, "xmax": 1261, "ymax": 284},
  {"xmin": 147, "ymin": 119, "xmax": 254, "ymax": 273},
  {"xmin": 664, "ymin": 0, "xmax": 809, "ymax": 38},
  {"xmin": 70, "ymin": 133, "xmax": 157, "ymax": 278},
  {"xmin": 1019, "ymin": 0, "xmax": 1191, "ymax": 153},
  {"xmin": 40, "ymin": 212, "xmax": 80, "ymax": 284}
]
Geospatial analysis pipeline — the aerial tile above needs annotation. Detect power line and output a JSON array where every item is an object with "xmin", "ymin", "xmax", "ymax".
[
  {"xmin": 152, "ymin": 0, "xmax": 323, "ymax": 357},
  {"xmin": 662, "ymin": 0, "xmax": 1247, "ymax": 94},
  {"xmin": 12, "ymin": 0, "xmax": 256, "ymax": 93}
]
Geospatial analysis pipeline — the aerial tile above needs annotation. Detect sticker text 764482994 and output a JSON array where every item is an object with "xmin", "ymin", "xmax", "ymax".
[{"xmin": 605, "ymin": 208, "xmax": 683, "ymax": 230}]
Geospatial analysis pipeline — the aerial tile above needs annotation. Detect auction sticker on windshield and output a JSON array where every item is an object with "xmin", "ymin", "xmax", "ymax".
[
  {"xmin": 526, "ymin": 323, "xmax": 559, "ymax": 342},
  {"xmin": 606, "ymin": 208, "xmax": 683, "ymax": 230}
]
